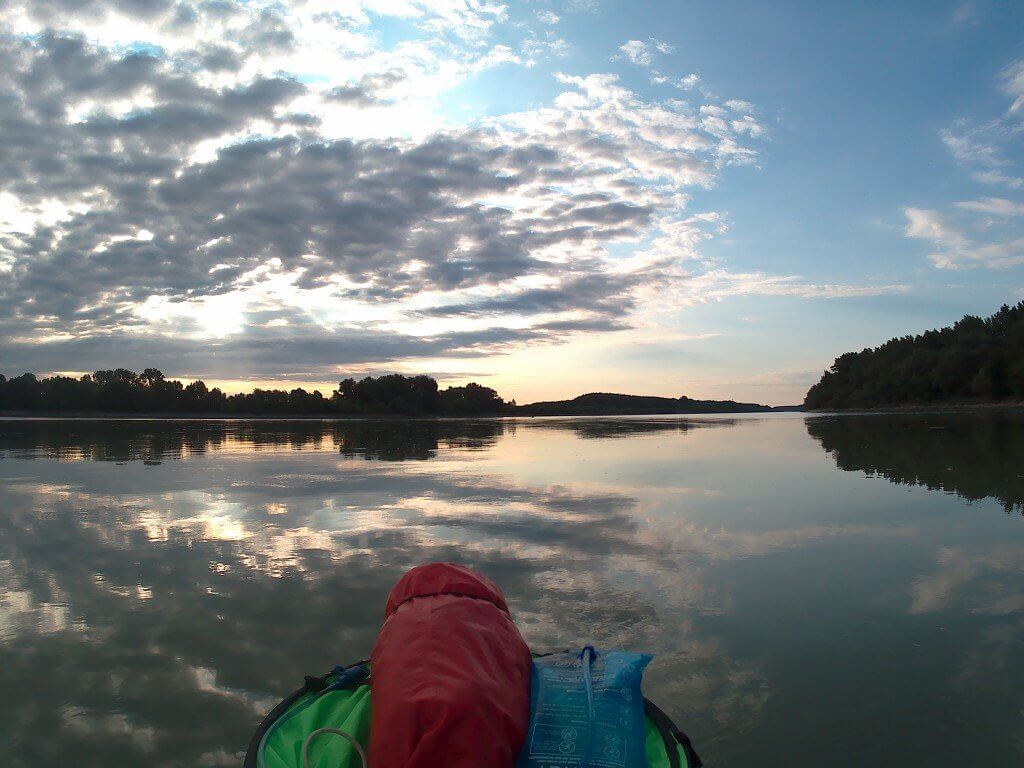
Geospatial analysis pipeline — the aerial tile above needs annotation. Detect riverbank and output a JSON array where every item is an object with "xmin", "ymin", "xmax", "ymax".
[
  {"xmin": 0, "ymin": 407, "xmax": 802, "ymax": 420},
  {"xmin": 804, "ymin": 400, "xmax": 1024, "ymax": 414},
  {"xmin": 0, "ymin": 411, "xmax": 500, "ymax": 421},
  {"xmin": 0, "ymin": 371, "xmax": 800, "ymax": 419}
]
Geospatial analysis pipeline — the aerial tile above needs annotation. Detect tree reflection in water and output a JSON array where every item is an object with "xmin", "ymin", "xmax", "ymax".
[
  {"xmin": 0, "ymin": 418, "xmax": 511, "ymax": 463},
  {"xmin": 807, "ymin": 412, "xmax": 1024, "ymax": 514}
]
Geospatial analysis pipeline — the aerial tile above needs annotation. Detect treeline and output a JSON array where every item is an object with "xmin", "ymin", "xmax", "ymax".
[
  {"xmin": 0, "ymin": 369, "xmax": 513, "ymax": 416},
  {"xmin": 805, "ymin": 301, "xmax": 1024, "ymax": 410}
]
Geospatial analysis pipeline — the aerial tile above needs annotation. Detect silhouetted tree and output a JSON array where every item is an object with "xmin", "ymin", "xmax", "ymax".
[
  {"xmin": 805, "ymin": 301, "xmax": 1024, "ymax": 409},
  {"xmin": 437, "ymin": 382, "xmax": 505, "ymax": 415},
  {"xmin": 0, "ymin": 370, "xmax": 512, "ymax": 416},
  {"xmin": 5, "ymin": 373, "xmax": 42, "ymax": 410}
]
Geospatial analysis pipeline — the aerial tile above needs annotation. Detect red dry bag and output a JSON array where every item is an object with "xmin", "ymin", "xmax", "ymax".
[{"xmin": 369, "ymin": 562, "xmax": 532, "ymax": 768}]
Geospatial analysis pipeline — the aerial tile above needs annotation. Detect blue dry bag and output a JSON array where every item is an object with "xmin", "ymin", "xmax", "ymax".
[{"xmin": 517, "ymin": 647, "xmax": 651, "ymax": 768}]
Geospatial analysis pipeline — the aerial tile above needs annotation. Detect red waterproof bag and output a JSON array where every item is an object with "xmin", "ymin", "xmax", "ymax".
[{"xmin": 369, "ymin": 563, "xmax": 532, "ymax": 768}]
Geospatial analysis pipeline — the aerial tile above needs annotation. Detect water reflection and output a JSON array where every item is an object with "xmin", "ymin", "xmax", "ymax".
[
  {"xmin": 0, "ymin": 419, "xmax": 508, "ymax": 463},
  {"xmin": 807, "ymin": 412, "xmax": 1024, "ymax": 514},
  {"xmin": 337, "ymin": 419, "xmax": 508, "ymax": 460},
  {"xmin": 527, "ymin": 417, "xmax": 738, "ymax": 440},
  {"xmin": 0, "ymin": 417, "xmax": 736, "ymax": 462},
  {"xmin": 0, "ymin": 415, "xmax": 1022, "ymax": 767}
]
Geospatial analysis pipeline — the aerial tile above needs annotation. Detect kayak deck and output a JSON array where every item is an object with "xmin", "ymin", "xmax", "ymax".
[{"xmin": 246, "ymin": 663, "xmax": 702, "ymax": 768}]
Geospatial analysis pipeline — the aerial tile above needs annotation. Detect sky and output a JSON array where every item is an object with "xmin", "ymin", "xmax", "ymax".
[{"xmin": 0, "ymin": 0, "xmax": 1022, "ymax": 405}]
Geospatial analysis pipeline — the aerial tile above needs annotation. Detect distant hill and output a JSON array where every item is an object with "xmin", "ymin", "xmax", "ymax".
[
  {"xmin": 515, "ymin": 392, "xmax": 777, "ymax": 416},
  {"xmin": 805, "ymin": 301, "xmax": 1024, "ymax": 410}
]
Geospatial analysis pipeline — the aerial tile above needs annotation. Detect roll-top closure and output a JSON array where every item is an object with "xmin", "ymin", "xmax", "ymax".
[{"xmin": 384, "ymin": 562, "xmax": 510, "ymax": 617}]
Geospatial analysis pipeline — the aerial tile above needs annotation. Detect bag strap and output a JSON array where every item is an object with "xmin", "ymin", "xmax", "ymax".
[{"xmin": 242, "ymin": 661, "xmax": 370, "ymax": 768}]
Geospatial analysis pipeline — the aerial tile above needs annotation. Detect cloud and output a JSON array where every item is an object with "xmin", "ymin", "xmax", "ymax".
[
  {"xmin": 324, "ymin": 69, "xmax": 407, "ymax": 107},
  {"xmin": 0, "ymin": 0, "xmax": 877, "ymax": 381},
  {"xmin": 904, "ymin": 208, "xmax": 963, "ymax": 244},
  {"xmin": 724, "ymin": 99, "xmax": 753, "ymax": 112},
  {"xmin": 1003, "ymin": 59, "xmax": 1024, "ymax": 114},
  {"xmin": 421, "ymin": 272, "xmax": 643, "ymax": 320},
  {"xmin": 904, "ymin": 206, "xmax": 1024, "ymax": 270},
  {"xmin": 954, "ymin": 197, "xmax": 1024, "ymax": 216},
  {"xmin": 0, "ymin": 21, "xmax": 768, "ymax": 367},
  {"xmin": 937, "ymin": 60, "xmax": 1024, "ymax": 190},
  {"xmin": 904, "ymin": 58, "xmax": 1024, "ymax": 270},
  {"xmin": 951, "ymin": 2, "xmax": 977, "ymax": 25},
  {"xmin": 971, "ymin": 170, "xmax": 1024, "ymax": 189},
  {"xmin": 677, "ymin": 73, "xmax": 701, "ymax": 90},
  {"xmin": 0, "ymin": 417, "xmax": 788, "ymax": 759},
  {"xmin": 910, "ymin": 546, "xmax": 1024, "ymax": 615},
  {"xmin": 616, "ymin": 38, "xmax": 674, "ymax": 67},
  {"xmin": 677, "ymin": 270, "xmax": 909, "ymax": 302},
  {"xmin": 903, "ymin": 208, "xmax": 968, "ymax": 269},
  {"xmin": 941, "ymin": 126, "xmax": 1003, "ymax": 169},
  {"xmin": 617, "ymin": 40, "xmax": 652, "ymax": 66}
]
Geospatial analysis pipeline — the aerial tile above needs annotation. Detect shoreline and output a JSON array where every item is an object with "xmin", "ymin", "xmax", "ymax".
[
  {"xmin": 0, "ymin": 409, "xmax": 797, "ymax": 421},
  {"xmin": 804, "ymin": 401, "xmax": 1024, "ymax": 415},
  {"xmin": 0, "ymin": 412, "xmax": 504, "ymax": 421},
  {"xmin": 3, "ymin": 403, "xmax": 1022, "ymax": 420}
]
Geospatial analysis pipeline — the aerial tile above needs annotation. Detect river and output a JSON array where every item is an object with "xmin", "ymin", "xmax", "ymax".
[{"xmin": 1, "ymin": 413, "xmax": 1021, "ymax": 767}]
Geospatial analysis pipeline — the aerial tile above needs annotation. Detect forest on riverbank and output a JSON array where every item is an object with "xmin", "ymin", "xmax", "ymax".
[
  {"xmin": 805, "ymin": 301, "xmax": 1024, "ymax": 410},
  {"xmin": 0, "ymin": 370, "xmax": 511, "ymax": 416},
  {"xmin": 0, "ymin": 369, "xmax": 780, "ymax": 417}
]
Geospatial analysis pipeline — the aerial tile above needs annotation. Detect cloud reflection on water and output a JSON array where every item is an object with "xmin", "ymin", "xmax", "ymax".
[
  {"xmin": 0, "ymin": 416, "xmax": 763, "ymax": 767},
  {"xmin": 0, "ymin": 415, "xmax": 1022, "ymax": 766}
]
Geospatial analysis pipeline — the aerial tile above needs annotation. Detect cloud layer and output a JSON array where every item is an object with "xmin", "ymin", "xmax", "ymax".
[
  {"xmin": 0, "ymin": 1, "xmax": 895, "ymax": 383},
  {"xmin": 905, "ymin": 58, "xmax": 1024, "ymax": 270}
]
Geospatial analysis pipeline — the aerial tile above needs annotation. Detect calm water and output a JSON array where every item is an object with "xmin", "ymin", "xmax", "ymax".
[{"xmin": 1, "ymin": 413, "xmax": 1023, "ymax": 767}]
